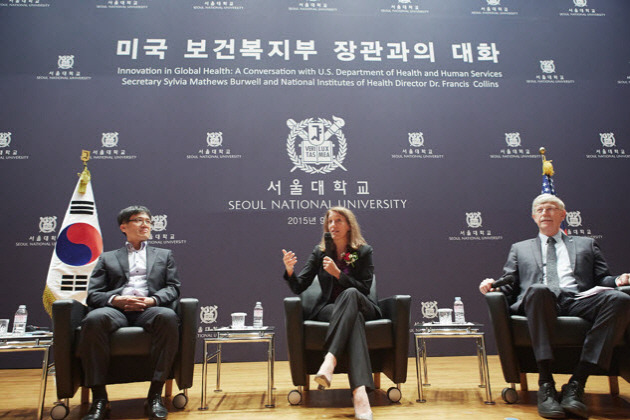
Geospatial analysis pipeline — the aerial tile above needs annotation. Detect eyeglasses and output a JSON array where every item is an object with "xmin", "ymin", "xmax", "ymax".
[
  {"xmin": 128, "ymin": 218, "xmax": 153, "ymax": 226},
  {"xmin": 535, "ymin": 206, "xmax": 560, "ymax": 214}
]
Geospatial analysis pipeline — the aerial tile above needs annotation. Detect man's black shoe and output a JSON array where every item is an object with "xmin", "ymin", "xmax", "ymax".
[
  {"xmin": 537, "ymin": 382, "xmax": 565, "ymax": 419},
  {"xmin": 561, "ymin": 380, "xmax": 588, "ymax": 418},
  {"xmin": 145, "ymin": 393, "xmax": 168, "ymax": 420},
  {"xmin": 82, "ymin": 399, "xmax": 110, "ymax": 420}
]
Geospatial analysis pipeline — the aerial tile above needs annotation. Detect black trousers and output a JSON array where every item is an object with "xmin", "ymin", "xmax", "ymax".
[
  {"xmin": 315, "ymin": 288, "xmax": 380, "ymax": 391},
  {"xmin": 78, "ymin": 306, "xmax": 179, "ymax": 387},
  {"xmin": 518, "ymin": 284, "xmax": 630, "ymax": 369}
]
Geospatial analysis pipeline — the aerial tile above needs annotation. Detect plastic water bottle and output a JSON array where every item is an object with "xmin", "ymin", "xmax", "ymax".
[
  {"xmin": 12, "ymin": 305, "xmax": 28, "ymax": 335},
  {"xmin": 453, "ymin": 297, "xmax": 465, "ymax": 324},
  {"xmin": 253, "ymin": 302, "xmax": 263, "ymax": 328}
]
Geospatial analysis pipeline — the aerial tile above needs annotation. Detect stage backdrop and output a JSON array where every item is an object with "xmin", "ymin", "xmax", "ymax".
[{"xmin": 1, "ymin": 0, "xmax": 629, "ymax": 370}]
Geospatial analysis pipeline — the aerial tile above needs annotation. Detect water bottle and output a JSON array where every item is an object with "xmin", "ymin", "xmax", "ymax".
[
  {"xmin": 253, "ymin": 302, "xmax": 263, "ymax": 328},
  {"xmin": 12, "ymin": 305, "xmax": 28, "ymax": 335},
  {"xmin": 453, "ymin": 297, "xmax": 465, "ymax": 324}
]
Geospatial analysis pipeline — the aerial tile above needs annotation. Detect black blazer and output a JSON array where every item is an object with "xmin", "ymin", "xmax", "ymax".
[
  {"xmin": 87, "ymin": 245, "xmax": 181, "ymax": 310},
  {"xmin": 284, "ymin": 244, "xmax": 380, "ymax": 320}
]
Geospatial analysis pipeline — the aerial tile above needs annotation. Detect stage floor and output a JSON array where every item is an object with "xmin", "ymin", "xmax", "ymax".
[{"xmin": 1, "ymin": 356, "xmax": 629, "ymax": 419}]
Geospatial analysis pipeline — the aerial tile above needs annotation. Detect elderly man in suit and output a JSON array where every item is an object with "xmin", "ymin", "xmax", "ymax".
[
  {"xmin": 480, "ymin": 194, "xmax": 630, "ymax": 419},
  {"xmin": 78, "ymin": 205, "xmax": 181, "ymax": 420}
]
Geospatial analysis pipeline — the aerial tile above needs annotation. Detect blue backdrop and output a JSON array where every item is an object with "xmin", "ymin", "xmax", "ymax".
[{"xmin": 1, "ymin": 0, "xmax": 629, "ymax": 368}]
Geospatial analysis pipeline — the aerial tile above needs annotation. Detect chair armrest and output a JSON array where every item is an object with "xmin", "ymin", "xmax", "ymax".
[
  {"xmin": 174, "ymin": 298, "xmax": 198, "ymax": 390},
  {"xmin": 378, "ymin": 295, "xmax": 411, "ymax": 384},
  {"xmin": 284, "ymin": 296, "xmax": 307, "ymax": 386},
  {"xmin": 485, "ymin": 291, "xmax": 520, "ymax": 383},
  {"xmin": 52, "ymin": 299, "xmax": 88, "ymax": 399},
  {"xmin": 617, "ymin": 286, "xmax": 630, "ymax": 296}
]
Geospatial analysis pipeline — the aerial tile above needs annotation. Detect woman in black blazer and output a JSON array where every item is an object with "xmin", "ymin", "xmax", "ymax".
[{"xmin": 282, "ymin": 207, "xmax": 380, "ymax": 420}]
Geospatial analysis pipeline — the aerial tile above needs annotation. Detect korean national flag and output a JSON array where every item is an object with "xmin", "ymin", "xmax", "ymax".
[{"xmin": 43, "ymin": 177, "xmax": 103, "ymax": 315}]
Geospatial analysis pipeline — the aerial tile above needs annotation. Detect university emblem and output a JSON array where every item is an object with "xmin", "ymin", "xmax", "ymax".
[
  {"xmin": 540, "ymin": 60, "xmax": 556, "ymax": 74},
  {"xmin": 466, "ymin": 212, "xmax": 483, "ymax": 229},
  {"xmin": 286, "ymin": 116, "xmax": 348, "ymax": 174},
  {"xmin": 151, "ymin": 215, "xmax": 168, "ymax": 232},
  {"xmin": 408, "ymin": 132, "xmax": 424, "ymax": 147},
  {"xmin": 504, "ymin": 132, "xmax": 521, "ymax": 147},
  {"xmin": 566, "ymin": 211, "xmax": 582, "ymax": 228},
  {"xmin": 200, "ymin": 305, "xmax": 218, "ymax": 324},
  {"xmin": 101, "ymin": 132, "xmax": 119, "ymax": 148},
  {"xmin": 573, "ymin": 0, "xmax": 587, "ymax": 7},
  {"xmin": 39, "ymin": 216, "xmax": 57, "ymax": 233},
  {"xmin": 599, "ymin": 133, "xmax": 615, "ymax": 148},
  {"xmin": 207, "ymin": 132, "xmax": 223, "ymax": 147},
  {"xmin": 0, "ymin": 132, "xmax": 11, "ymax": 148},
  {"xmin": 487, "ymin": 0, "xmax": 500, "ymax": 6},
  {"xmin": 57, "ymin": 55, "xmax": 75, "ymax": 70},
  {"xmin": 421, "ymin": 301, "xmax": 438, "ymax": 320}
]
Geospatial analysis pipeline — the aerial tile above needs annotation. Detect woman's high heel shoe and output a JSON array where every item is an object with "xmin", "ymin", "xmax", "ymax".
[
  {"xmin": 314, "ymin": 371, "xmax": 332, "ymax": 388},
  {"xmin": 354, "ymin": 411, "xmax": 373, "ymax": 420}
]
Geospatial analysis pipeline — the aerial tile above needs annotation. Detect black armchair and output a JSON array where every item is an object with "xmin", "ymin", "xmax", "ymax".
[
  {"xmin": 51, "ymin": 298, "xmax": 198, "ymax": 419},
  {"xmin": 283, "ymin": 276, "xmax": 410, "ymax": 405},
  {"xmin": 485, "ymin": 287, "xmax": 630, "ymax": 403}
]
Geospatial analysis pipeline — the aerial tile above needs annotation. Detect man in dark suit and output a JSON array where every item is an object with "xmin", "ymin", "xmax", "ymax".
[
  {"xmin": 78, "ymin": 205, "xmax": 181, "ymax": 420},
  {"xmin": 480, "ymin": 194, "xmax": 630, "ymax": 419}
]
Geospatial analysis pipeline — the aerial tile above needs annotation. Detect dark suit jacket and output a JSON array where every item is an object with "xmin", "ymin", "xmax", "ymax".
[
  {"xmin": 284, "ymin": 244, "xmax": 380, "ymax": 320},
  {"xmin": 500, "ymin": 234, "xmax": 618, "ymax": 312},
  {"xmin": 87, "ymin": 244, "xmax": 181, "ymax": 310}
]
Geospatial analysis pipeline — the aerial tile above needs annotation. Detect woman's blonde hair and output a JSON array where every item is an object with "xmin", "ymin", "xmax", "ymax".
[{"xmin": 318, "ymin": 207, "xmax": 367, "ymax": 251}]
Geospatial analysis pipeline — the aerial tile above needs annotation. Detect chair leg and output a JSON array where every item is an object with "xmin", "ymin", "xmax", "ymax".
[
  {"xmin": 519, "ymin": 373, "xmax": 528, "ymax": 392},
  {"xmin": 81, "ymin": 387, "xmax": 90, "ymax": 404},
  {"xmin": 165, "ymin": 379, "xmax": 173, "ymax": 397},
  {"xmin": 374, "ymin": 373, "xmax": 381, "ymax": 390},
  {"xmin": 304, "ymin": 375, "xmax": 310, "ymax": 391},
  {"xmin": 608, "ymin": 376, "xmax": 619, "ymax": 395}
]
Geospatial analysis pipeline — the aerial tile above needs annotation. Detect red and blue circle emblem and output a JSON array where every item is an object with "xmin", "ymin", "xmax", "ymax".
[{"xmin": 55, "ymin": 223, "xmax": 103, "ymax": 266}]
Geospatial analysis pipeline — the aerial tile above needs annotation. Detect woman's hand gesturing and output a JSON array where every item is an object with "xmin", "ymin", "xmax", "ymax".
[{"xmin": 282, "ymin": 249, "xmax": 297, "ymax": 277}]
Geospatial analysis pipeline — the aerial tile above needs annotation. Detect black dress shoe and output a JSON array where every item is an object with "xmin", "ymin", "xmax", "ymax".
[
  {"xmin": 82, "ymin": 399, "xmax": 110, "ymax": 420},
  {"xmin": 537, "ymin": 382, "xmax": 565, "ymax": 419},
  {"xmin": 561, "ymin": 380, "xmax": 588, "ymax": 418},
  {"xmin": 145, "ymin": 393, "xmax": 168, "ymax": 420}
]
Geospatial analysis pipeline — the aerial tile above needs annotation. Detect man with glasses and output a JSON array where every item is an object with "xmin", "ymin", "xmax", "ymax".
[
  {"xmin": 78, "ymin": 205, "xmax": 181, "ymax": 420},
  {"xmin": 479, "ymin": 194, "xmax": 630, "ymax": 419}
]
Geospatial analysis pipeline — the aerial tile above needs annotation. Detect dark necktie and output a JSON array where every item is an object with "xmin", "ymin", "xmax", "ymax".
[{"xmin": 546, "ymin": 237, "xmax": 561, "ymax": 296}]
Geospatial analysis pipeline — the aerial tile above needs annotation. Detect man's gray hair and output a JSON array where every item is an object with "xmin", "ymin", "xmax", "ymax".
[{"xmin": 531, "ymin": 193, "xmax": 565, "ymax": 214}]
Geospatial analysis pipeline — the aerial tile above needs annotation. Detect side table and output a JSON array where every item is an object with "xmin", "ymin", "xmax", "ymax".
[
  {"xmin": 199, "ymin": 326, "xmax": 275, "ymax": 410},
  {"xmin": 0, "ymin": 332, "xmax": 54, "ymax": 420},
  {"xmin": 413, "ymin": 322, "xmax": 494, "ymax": 404}
]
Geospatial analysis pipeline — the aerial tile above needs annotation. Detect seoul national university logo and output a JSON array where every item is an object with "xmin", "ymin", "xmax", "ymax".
[
  {"xmin": 286, "ymin": 116, "xmax": 348, "ymax": 174},
  {"xmin": 505, "ymin": 132, "xmax": 521, "ymax": 147},
  {"xmin": 408, "ymin": 132, "xmax": 424, "ymax": 147},
  {"xmin": 200, "ymin": 305, "xmax": 218, "ymax": 325},
  {"xmin": 57, "ymin": 55, "xmax": 74, "ymax": 70},
  {"xmin": 487, "ymin": 0, "xmax": 500, "ymax": 6},
  {"xmin": 573, "ymin": 0, "xmax": 587, "ymax": 7},
  {"xmin": 0, "ymin": 132, "xmax": 11, "ymax": 148},
  {"xmin": 466, "ymin": 212, "xmax": 483, "ymax": 228},
  {"xmin": 39, "ymin": 216, "xmax": 58, "ymax": 233},
  {"xmin": 207, "ymin": 132, "xmax": 223, "ymax": 147},
  {"xmin": 421, "ymin": 301, "xmax": 438, "ymax": 320},
  {"xmin": 101, "ymin": 132, "xmax": 119, "ymax": 148},
  {"xmin": 566, "ymin": 211, "xmax": 582, "ymax": 228},
  {"xmin": 599, "ymin": 133, "xmax": 615, "ymax": 148},
  {"xmin": 151, "ymin": 215, "xmax": 168, "ymax": 232},
  {"xmin": 540, "ymin": 60, "xmax": 556, "ymax": 74}
]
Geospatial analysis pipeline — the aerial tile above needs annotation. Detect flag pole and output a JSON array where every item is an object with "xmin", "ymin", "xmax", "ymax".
[{"xmin": 78, "ymin": 150, "xmax": 91, "ymax": 194}]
